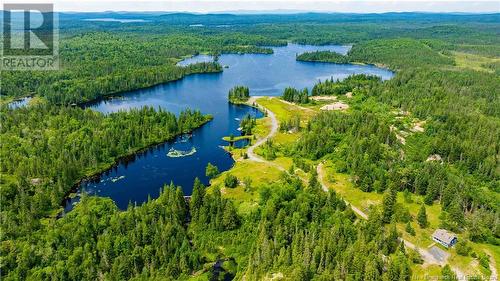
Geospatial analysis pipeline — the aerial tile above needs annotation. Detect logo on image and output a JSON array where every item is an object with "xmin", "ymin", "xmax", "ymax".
[{"xmin": 2, "ymin": 3, "xmax": 59, "ymax": 70}]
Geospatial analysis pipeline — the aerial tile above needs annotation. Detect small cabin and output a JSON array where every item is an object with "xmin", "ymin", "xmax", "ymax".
[{"xmin": 432, "ymin": 229, "xmax": 457, "ymax": 248}]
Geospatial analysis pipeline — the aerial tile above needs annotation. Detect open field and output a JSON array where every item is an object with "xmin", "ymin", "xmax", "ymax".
[{"xmin": 453, "ymin": 51, "xmax": 500, "ymax": 73}]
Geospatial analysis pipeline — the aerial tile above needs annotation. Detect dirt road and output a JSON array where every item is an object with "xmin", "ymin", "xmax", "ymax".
[
  {"xmin": 245, "ymin": 97, "xmax": 283, "ymax": 171},
  {"xmin": 244, "ymin": 97, "xmax": 471, "ymax": 279},
  {"xmin": 316, "ymin": 162, "xmax": 367, "ymax": 219},
  {"xmin": 316, "ymin": 162, "xmax": 468, "ymax": 278}
]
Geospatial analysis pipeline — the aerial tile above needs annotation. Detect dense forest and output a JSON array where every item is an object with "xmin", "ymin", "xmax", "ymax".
[
  {"xmin": 296, "ymin": 51, "xmax": 349, "ymax": 64},
  {"xmin": 311, "ymin": 74, "xmax": 381, "ymax": 96},
  {"xmin": 1, "ymin": 11, "xmax": 499, "ymax": 280},
  {"xmin": 296, "ymin": 49, "xmax": 499, "ymax": 244},
  {"xmin": 228, "ymin": 86, "xmax": 250, "ymax": 104},
  {"xmin": 1, "ymin": 172, "xmax": 417, "ymax": 281},
  {"xmin": 282, "ymin": 87, "xmax": 309, "ymax": 104},
  {"xmin": 0, "ymin": 33, "xmax": 280, "ymax": 104}
]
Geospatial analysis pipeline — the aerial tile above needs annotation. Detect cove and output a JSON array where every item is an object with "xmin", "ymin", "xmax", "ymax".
[{"xmin": 63, "ymin": 44, "xmax": 393, "ymax": 212}]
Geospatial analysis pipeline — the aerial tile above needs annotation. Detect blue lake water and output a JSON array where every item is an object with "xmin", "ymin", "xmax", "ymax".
[
  {"xmin": 176, "ymin": 54, "xmax": 214, "ymax": 66},
  {"xmin": 8, "ymin": 97, "xmax": 32, "ymax": 109},
  {"xmin": 64, "ymin": 43, "xmax": 393, "ymax": 211}
]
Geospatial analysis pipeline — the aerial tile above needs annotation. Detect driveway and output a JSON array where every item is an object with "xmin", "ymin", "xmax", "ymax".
[{"xmin": 428, "ymin": 245, "xmax": 450, "ymax": 263}]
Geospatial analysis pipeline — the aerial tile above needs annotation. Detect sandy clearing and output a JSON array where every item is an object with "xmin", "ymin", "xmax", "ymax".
[
  {"xmin": 426, "ymin": 154, "xmax": 443, "ymax": 162},
  {"xmin": 278, "ymin": 99, "xmax": 315, "ymax": 112},
  {"xmin": 320, "ymin": 101, "xmax": 349, "ymax": 111},
  {"xmin": 411, "ymin": 120, "xmax": 426, "ymax": 133}
]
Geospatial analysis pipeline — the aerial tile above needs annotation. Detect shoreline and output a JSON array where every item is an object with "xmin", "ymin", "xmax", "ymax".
[
  {"xmin": 78, "ymin": 68, "xmax": 223, "ymax": 109},
  {"xmin": 58, "ymin": 116, "xmax": 212, "ymax": 216},
  {"xmin": 296, "ymin": 58, "xmax": 395, "ymax": 72}
]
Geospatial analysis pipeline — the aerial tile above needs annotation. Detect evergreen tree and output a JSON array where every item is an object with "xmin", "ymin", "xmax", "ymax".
[
  {"xmin": 228, "ymin": 86, "xmax": 250, "ymax": 103},
  {"xmin": 190, "ymin": 178, "xmax": 205, "ymax": 222},
  {"xmin": 455, "ymin": 240, "xmax": 471, "ymax": 256},
  {"xmin": 441, "ymin": 265, "xmax": 458, "ymax": 281},
  {"xmin": 364, "ymin": 259, "xmax": 380, "ymax": 281},
  {"xmin": 382, "ymin": 188, "xmax": 397, "ymax": 224},
  {"xmin": 448, "ymin": 200, "xmax": 465, "ymax": 229},
  {"xmin": 222, "ymin": 201, "xmax": 240, "ymax": 230},
  {"xmin": 205, "ymin": 162, "xmax": 220, "ymax": 179},
  {"xmin": 224, "ymin": 174, "xmax": 238, "ymax": 188},
  {"xmin": 240, "ymin": 114, "xmax": 256, "ymax": 135},
  {"xmin": 386, "ymin": 224, "xmax": 400, "ymax": 254},
  {"xmin": 282, "ymin": 87, "xmax": 310, "ymax": 104},
  {"xmin": 405, "ymin": 222, "xmax": 415, "ymax": 236},
  {"xmin": 417, "ymin": 205, "xmax": 428, "ymax": 228}
]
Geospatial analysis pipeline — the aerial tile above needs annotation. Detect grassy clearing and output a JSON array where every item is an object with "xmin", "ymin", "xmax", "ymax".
[
  {"xmin": 412, "ymin": 264, "xmax": 442, "ymax": 280},
  {"xmin": 448, "ymin": 242, "xmax": 500, "ymax": 278},
  {"xmin": 272, "ymin": 157, "xmax": 293, "ymax": 170},
  {"xmin": 183, "ymin": 272, "xmax": 210, "ymax": 281},
  {"xmin": 255, "ymin": 96, "xmax": 318, "ymax": 151},
  {"xmin": 210, "ymin": 160, "xmax": 283, "ymax": 214},
  {"xmin": 396, "ymin": 192, "xmax": 442, "ymax": 249},
  {"xmin": 453, "ymin": 51, "xmax": 500, "ymax": 73},
  {"xmin": 212, "ymin": 97, "xmax": 317, "ymax": 211},
  {"xmin": 212, "ymin": 160, "xmax": 283, "ymax": 188},
  {"xmin": 272, "ymin": 131, "xmax": 299, "ymax": 146},
  {"xmin": 253, "ymin": 112, "xmax": 273, "ymax": 139},
  {"xmin": 256, "ymin": 97, "xmax": 316, "ymax": 123},
  {"xmin": 321, "ymin": 162, "xmax": 381, "ymax": 214},
  {"xmin": 222, "ymin": 135, "xmax": 252, "ymax": 142},
  {"xmin": 485, "ymin": 245, "xmax": 500, "ymax": 276}
]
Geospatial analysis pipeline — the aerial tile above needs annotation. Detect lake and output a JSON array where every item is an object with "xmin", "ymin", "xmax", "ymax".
[{"xmin": 63, "ymin": 44, "xmax": 393, "ymax": 212}]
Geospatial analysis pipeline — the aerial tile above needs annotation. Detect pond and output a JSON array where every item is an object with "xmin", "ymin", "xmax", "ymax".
[
  {"xmin": 63, "ymin": 43, "xmax": 393, "ymax": 212},
  {"xmin": 8, "ymin": 96, "xmax": 32, "ymax": 109}
]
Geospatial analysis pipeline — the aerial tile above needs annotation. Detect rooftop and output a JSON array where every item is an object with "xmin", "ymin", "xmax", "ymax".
[{"xmin": 432, "ymin": 229, "xmax": 457, "ymax": 244}]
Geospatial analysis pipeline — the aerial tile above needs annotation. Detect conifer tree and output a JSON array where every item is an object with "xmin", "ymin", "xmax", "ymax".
[
  {"xmin": 417, "ymin": 204, "xmax": 428, "ymax": 228},
  {"xmin": 405, "ymin": 222, "xmax": 415, "ymax": 236},
  {"xmin": 441, "ymin": 265, "xmax": 458, "ymax": 281},
  {"xmin": 382, "ymin": 187, "xmax": 397, "ymax": 224}
]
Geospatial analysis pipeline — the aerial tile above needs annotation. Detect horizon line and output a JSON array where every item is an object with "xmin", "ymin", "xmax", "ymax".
[{"xmin": 4, "ymin": 10, "xmax": 500, "ymax": 15}]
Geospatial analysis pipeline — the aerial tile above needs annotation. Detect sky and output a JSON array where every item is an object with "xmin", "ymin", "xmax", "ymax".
[{"xmin": 2, "ymin": 0, "xmax": 499, "ymax": 13}]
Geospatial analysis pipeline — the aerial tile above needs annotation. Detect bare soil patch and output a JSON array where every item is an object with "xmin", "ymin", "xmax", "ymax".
[{"xmin": 320, "ymin": 101, "xmax": 349, "ymax": 111}]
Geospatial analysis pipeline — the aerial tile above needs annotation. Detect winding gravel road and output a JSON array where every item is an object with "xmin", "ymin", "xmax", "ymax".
[
  {"xmin": 316, "ymin": 162, "xmax": 468, "ymax": 278},
  {"xmin": 245, "ymin": 97, "xmax": 470, "ymax": 279},
  {"xmin": 245, "ymin": 97, "xmax": 284, "ymax": 171}
]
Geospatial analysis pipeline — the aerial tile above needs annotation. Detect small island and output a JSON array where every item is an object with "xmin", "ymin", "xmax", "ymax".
[
  {"xmin": 167, "ymin": 147, "xmax": 197, "ymax": 158},
  {"xmin": 228, "ymin": 86, "xmax": 250, "ymax": 104},
  {"xmin": 296, "ymin": 50, "xmax": 350, "ymax": 64}
]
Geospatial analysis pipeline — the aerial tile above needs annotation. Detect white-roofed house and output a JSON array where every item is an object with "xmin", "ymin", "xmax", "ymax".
[{"xmin": 432, "ymin": 229, "xmax": 458, "ymax": 248}]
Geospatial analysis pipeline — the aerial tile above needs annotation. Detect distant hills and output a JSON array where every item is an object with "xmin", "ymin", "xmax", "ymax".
[{"xmin": 57, "ymin": 11, "xmax": 500, "ymax": 24}]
